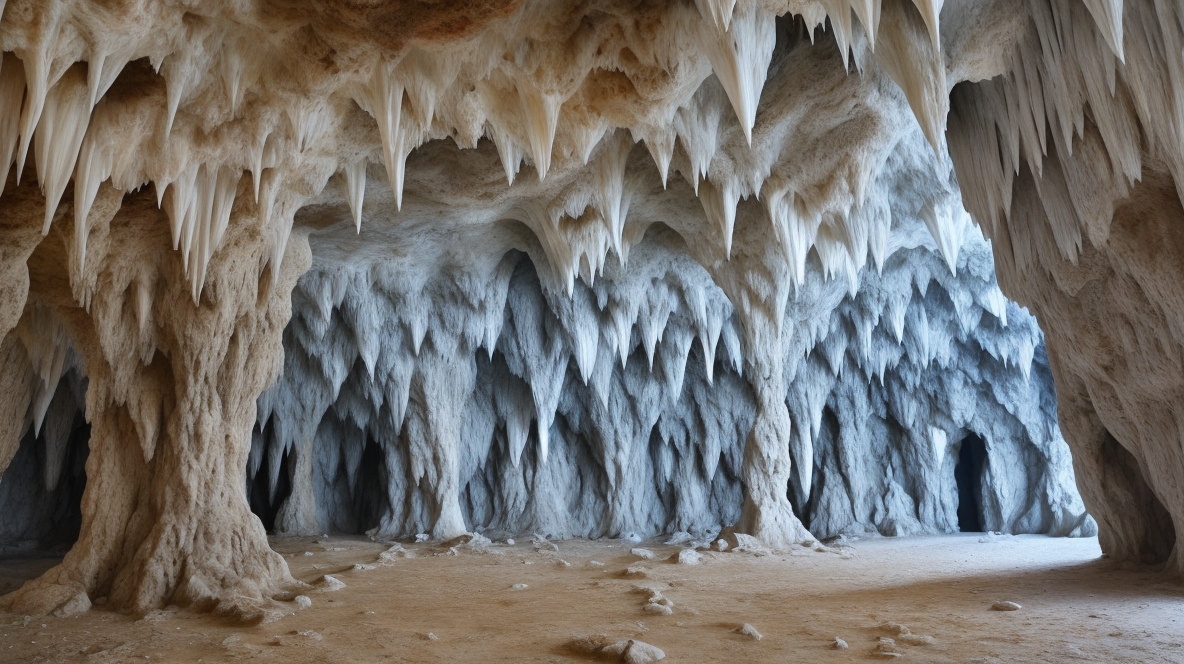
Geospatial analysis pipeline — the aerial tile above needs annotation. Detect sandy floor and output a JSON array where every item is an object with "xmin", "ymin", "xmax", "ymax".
[{"xmin": 1, "ymin": 533, "xmax": 1183, "ymax": 662}]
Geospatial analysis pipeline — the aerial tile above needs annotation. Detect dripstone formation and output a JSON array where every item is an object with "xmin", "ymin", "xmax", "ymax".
[{"xmin": 0, "ymin": 0, "xmax": 1172, "ymax": 619}]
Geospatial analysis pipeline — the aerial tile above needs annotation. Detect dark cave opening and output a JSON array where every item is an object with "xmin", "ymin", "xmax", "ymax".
[
  {"xmin": 955, "ymin": 433, "xmax": 986, "ymax": 533},
  {"xmin": 248, "ymin": 422, "xmax": 293, "ymax": 533},
  {"xmin": 0, "ymin": 414, "xmax": 90, "ymax": 552}
]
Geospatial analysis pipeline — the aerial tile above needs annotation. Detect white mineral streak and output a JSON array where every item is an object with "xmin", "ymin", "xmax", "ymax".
[{"xmin": 0, "ymin": 0, "xmax": 1160, "ymax": 618}]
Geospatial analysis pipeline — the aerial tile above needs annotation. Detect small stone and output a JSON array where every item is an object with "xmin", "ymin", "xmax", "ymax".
[
  {"xmin": 991, "ymin": 601, "xmax": 1022, "ymax": 611},
  {"xmin": 353, "ymin": 563, "xmax": 376, "ymax": 571},
  {"xmin": 510, "ymin": 583, "xmax": 529, "ymax": 591},
  {"xmin": 649, "ymin": 592, "xmax": 673, "ymax": 608},
  {"xmin": 53, "ymin": 591, "xmax": 91, "ymax": 618},
  {"xmin": 714, "ymin": 539, "xmax": 729, "ymax": 552},
  {"xmin": 623, "ymin": 564, "xmax": 651, "ymax": 578},
  {"xmin": 532, "ymin": 535, "xmax": 559, "ymax": 552},
  {"xmin": 601, "ymin": 640, "xmax": 630, "ymax": 657},
  {"xmin": 505, "ymin": 538, "xmax": 515, "ymax": 545},
  {"xmin": 302, "ymin": 551, "xmax": 314, "ymax": 557},
  {"xmin": 875, "ymin": 637, "xmax": 899, "ymax": 654},
  {"xmin": 676, "ymin": 548, "xmax": 702, "ymax": 565},
  {"xmin": 589, "ymin": 560, "xmax": 605, "ymax": 567},
  {"xmin": 833, "ymin": 637, "xmax": 849, "ymax": 650},
  {"xmin": 379, "ymin": 544, "xmax": 407, "ymax": 563},
  {"xmin": 900, "ymin": 633, "xmax": 935, "ymax": 646},
  {"xmin": 631, "ymin": 547, "xmax": 655, "ymax": 560},
  {"xmin": 296, "ymin": 629, "xmax": 323, "ymax": 641},
  {"xmin": 319, "ymin": 575, "xmax": 346, "ymax": 591},
  {"xmin": 623, "ymin": 639, "xmax": 666, "ymax": 663},
  {"xmin": 735, "ymin": 623, "xmax": 762, "ymax": 640},
  {"xmin": 294, "ymin": 595, "xmax": 312, "ymax": 609},
  {"xmin": 422, "ymin": 632, "xmax": 439, "ymax": 641},
  {"xmin": 415, "ymin": 533, "xmax": 430, "ymax": 543},
  {"xmin": 566, "ymin": 634, "xmax": 611, "ymax": 655},
  {"xmin": 643, "ymin": 603, "xmax": 673, "ymax": 615}
]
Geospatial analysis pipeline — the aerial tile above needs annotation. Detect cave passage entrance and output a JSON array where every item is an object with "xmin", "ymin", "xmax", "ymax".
[{"xmin": 954, "ymin": 433, "xmax": 986, "ymax": 532}]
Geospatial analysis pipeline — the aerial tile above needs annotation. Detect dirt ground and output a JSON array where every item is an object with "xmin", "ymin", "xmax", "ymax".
[{"xmin": 1, "ymin": 533, "xmax": 1182, "ymax": 663}]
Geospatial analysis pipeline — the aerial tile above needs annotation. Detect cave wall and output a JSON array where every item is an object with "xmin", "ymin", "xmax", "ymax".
[
  {"xmin": 946, "ymin": 0, "xmax": 1184, "ymax": 573},
  {"xmin": 251, "ymin": 161, "xmax": 1092, "ymax": 543}
]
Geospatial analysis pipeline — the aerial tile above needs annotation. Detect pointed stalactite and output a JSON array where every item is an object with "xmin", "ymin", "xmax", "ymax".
[
  {"xmin": 488, "ymin": 123, "xmax": 524, "ymax": 186},
  {"xmin": 593, "ymin": 131, "xmax": 633, "ymax": 258},
  {"xmin": 73, "ymin": 102, "xmax": 115, "ymax": 271},
  {"xmin": 699, "ymin": 177, "xmax": 740, "ymax": 259},
  {"xmin": 191, "ymin": 165, "xmax": 243, "ymax": 303},
  {"xmin": 0, "ymin": 53, "xmax": 27, "ymax": 197},
  {"xmin": 249, "ymin": 130, "xmax": 275, "ymax": 203},
  {"xmin": 344, "ymin": 159, "xmax": 367, "ymax": 233},
  {"xmin": 357, "ymin": 66, "xmax": 411, "ymax": 210},
  {"xmin": 1082, "ymin": 0, "xmax": 1126, "ymax": 61},
  {"xmin": 163, "ymin": 163, "xmax": 243, "ymax": 302},
  {"xmin": 517, "ymin": 79, "xmax": 561, "ymax": 180},
  {"xmin": 161, "ymin": 45, "xmax": 203, "ymax": 139},
  {"xmin": 822, "ymin": 0, "xmax": 855, "ymax": 69},
  {"xmin": 693, "ymin": 0, "xmax": 737, "ymax": 32},
  {"xmin": 874, "ymin": 0, "xmax": 948, "ymax": 152},
  {"xmin": 849, "ymin": 0, "xmax": 882, "ymax": 50},
  {"xmin": 85, "ymin": 45, "xmax": 130, "ymax": 110},
  {"xmin": 34, "ymin": 67, "xmax": 91, "ymax": 235},
  {"xmin": 632, "ymin": 124, "xmax": 674, "ymax": 188},
  {"xmin": 15, "ymin": 37, "xmax": 53, "ymax": 183},
  {"xmin": 765, "ymin": 188, "xmax": 821, "ymax": 288},
  {"xmin": 221, "ymin": 46, "xmax": 246, "ymax": 114},
  {"xmin": 909, "ymin": 0, "xmax": 943, "ymax": 48},
  {"xmin": 919, "ymin": 200, "xmax": 967, "ymax": 275},
  {"xmin": 698, "ymin": 4, "xmax": 776, "ymax": 144},
  {"xmin": 15, "ymin": 302, "xmax": 71, "ymax": 437}
]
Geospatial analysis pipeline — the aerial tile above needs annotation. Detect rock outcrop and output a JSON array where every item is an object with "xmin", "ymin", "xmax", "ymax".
[{"xmin": 947, "ymin": 0, "xmax": 1184, "ymax": 573}]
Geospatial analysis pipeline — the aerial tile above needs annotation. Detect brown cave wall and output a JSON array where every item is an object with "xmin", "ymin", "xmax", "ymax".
[{"xmin": 946, "ymin": 0, "xmax": 1184, "ymax": 572}]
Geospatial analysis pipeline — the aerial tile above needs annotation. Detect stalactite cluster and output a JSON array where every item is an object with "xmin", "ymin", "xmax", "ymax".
[
  {"xmin": 0, "ymin": 0, "xmax": 1168, "ymax": 621},
  {"xmin": 249, "ymin": 144, "xmax": 1091, "ymax": 544}
]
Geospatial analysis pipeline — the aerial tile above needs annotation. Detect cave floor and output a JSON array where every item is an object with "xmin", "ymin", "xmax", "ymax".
[{"xmin": 1, "ymin": 533, "xmax": 1182, "ymax": 662}]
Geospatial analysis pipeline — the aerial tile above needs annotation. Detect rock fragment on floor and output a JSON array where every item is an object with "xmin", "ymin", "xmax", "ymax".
[
  {"xmin": 735, "ymin": 623, "xmax": 762, "ymax": 640},
  {"xmin": 318, "ymin": 575, "xmax": 346, "ymax": 591},
  {"xmin": 833, "ymin": 637, "xmax": 849, "ymax": 649},
  {"xmin": 992, "ymin": 601, "xmax": 1022, "ymax": 611},
  {"xmin": 568, "ymin": 636, "xmax": 665, "ymax": 662},
  {"xmin": 631, "ymin": 548, "xmax": 655, "ymax": 559},
  {"xmin": 874, "ymin": 636, "xmax": 901, "ymax": 657}
]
